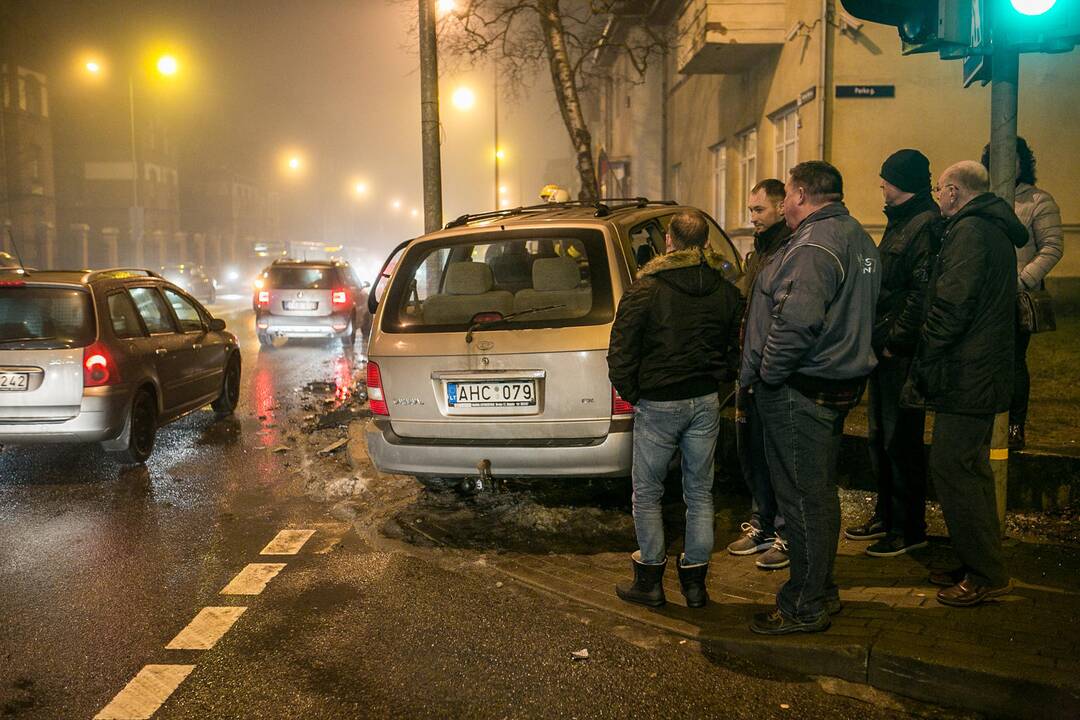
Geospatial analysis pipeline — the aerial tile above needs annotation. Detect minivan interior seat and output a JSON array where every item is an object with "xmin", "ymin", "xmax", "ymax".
[
  {"xmin": 488, "ymin": 242, "xmax": 533, "ymax": 293},
  {"xmin": 513, "ymin": 256, "xmax": 591, "ymax": 318},
  {"xmin": 422, "ymin": 261, "xmax": 514, "ymax": 325}
]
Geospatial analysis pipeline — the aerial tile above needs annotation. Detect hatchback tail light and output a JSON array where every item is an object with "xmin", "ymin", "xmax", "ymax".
[
  {"xmin": 332, "ymin": 288, "xmax": 349, "ymax": 309},
  {"xmin": 612, "ymin": 386, "xmax": 634, "ymax": 416},
  {"xmin": 367, "ymin": 361, "xmax": 389, "ymax": 416},
  {"xmin": 83, "ymin": 342, "xmax": 119, "ymax": 387},
  {"xmin": 257, "ymin": 290, "xmax": 270, "ymax": 307}
]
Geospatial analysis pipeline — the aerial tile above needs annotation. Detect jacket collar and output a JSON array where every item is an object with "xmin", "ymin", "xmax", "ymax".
[
  {"xmin": 795, "ymin": 201, "xmax": 849, "ymax": 232},
  {"xmin": 883, "ymin": 191, "xmax": 938, "ymax": 225},
  {"xmin": 754, "ymin": 220, "xmax": 791, "ymax": 256},
  {"xmin": 638, "ymin": 246, "xmax": 728, "ymax": 277}
]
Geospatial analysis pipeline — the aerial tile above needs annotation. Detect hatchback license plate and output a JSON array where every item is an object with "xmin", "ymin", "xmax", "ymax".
[
  {"xmin": 284, "ymin": 301, "xmax": 317, "ymax": 311},
  {"xmin": 0, "ymin": 372, "xmax": 29, "ymax": 391},
  {"xmin": 447, "ymin": 380, "xmax": 536, "ymax": 412}
]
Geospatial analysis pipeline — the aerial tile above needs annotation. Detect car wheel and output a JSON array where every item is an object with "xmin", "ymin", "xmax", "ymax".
[
  {"xmin": 416, "ymin": 476, "xmax": 460, "ymax": 492},
  {"xmin": 211, "ymin": 353, "xmax": 241, "ymax": 415},
  {"xmin": 258, "ymin": 332, "xmax": 273, "ymax": 349},
  {"xmin": 110, "ymin": 389, "xmax": 157, "ymax": 464},
  {"xmin": 342, "ymin": 320, "xmax": 356, "ymax": 347}
]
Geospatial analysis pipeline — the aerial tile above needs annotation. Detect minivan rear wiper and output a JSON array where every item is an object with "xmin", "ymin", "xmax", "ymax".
[
  {"xmin": 465, "ymin": 305, "xmax": 568, "ymax": 344},
  {"xmin": 0, "ymin": 336, "xmax": 56, "ymax": 346}
]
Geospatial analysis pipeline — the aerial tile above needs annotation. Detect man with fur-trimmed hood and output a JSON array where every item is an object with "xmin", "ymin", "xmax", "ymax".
[{"xmin": 607, "ymin": 210, "xmax": 743, "ymax": 610}]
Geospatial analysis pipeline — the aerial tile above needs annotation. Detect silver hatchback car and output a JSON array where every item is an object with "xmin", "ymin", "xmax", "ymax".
[
  {"xmin": 364, "ymin": 200, "xmax": 742, "ymax": 488},
  {"xmin": 0, "ymin": 268, "xmax": 241, "ymax": 462},
  {"xmin": 254, "ymin": 259, "xmax": 371, "ymax": 347}
]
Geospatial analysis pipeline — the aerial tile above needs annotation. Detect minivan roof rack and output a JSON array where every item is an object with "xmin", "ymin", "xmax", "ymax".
[
  {"xmin": 444, "ymin": 197, "xmax": 679, "ymax": 229},
  {"xmin": 81, "ymin": 268, "xmax": 161, "ymax": 282}
]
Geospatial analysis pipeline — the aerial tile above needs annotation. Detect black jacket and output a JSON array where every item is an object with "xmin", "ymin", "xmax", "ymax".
[
  {"xmin": 873, "ymin": 192, "xmax": 941, "ymax": 357},
  {"xmin": 737, "ymin": 220, "xmax": 792, "ymax": 297},
  {"xmin": 608, "ymin": 247, "xmax": 743, "ymax": 404},
  {"xmin": 906, "ymin": 193, "xmax": 1028, "ymax": 415}
]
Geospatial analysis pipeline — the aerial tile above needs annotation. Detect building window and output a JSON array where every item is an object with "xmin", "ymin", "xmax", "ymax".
[
  {"xmin": 738, "ymin": 128, "xmax": 758, "ymax": 226},
  {"xmin": 28, "ymin": 145, "xmax": 42, "ymax": 182},
  {"xmin": 671, "ymin": 163, "xmax": 682, "ymax": 203},
  {"xmin": 711, "ymin": 144, "xmax": 727, "ymax": 228},
  {"xmin": 773, "ymin": 107, "xmax": 799, "ymax": 179}
]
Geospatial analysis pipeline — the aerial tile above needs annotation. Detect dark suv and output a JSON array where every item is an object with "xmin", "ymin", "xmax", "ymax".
[{"xmin": 254, "ymin": 259, "xmax": 371, "ymax": 347}]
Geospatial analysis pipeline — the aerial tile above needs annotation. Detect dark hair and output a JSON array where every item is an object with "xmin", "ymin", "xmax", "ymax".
[
  {"xmin": 751, "ymin": 178, "xmax": 786, "ymax": 202},
  {"xmin": 788, "ymin": 161, "xmax": 843, "ymax": 203},
  {"xmin": 979, "ymin": 136, "xmax": 1037, "ymax": 186},
  {"xmin": 668, "ymin": 210, "xmax": 709, "ymax": 250}
]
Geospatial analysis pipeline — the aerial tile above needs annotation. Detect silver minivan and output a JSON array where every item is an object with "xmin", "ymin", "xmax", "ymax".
[{"xmin": 364, "ymin": 200, "xmax": 742, "ymax": 487}]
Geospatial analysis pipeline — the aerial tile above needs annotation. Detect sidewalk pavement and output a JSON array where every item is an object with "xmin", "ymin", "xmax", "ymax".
[{"xmin": 488, "ymin": 529, "xmax": 1080, "ymax": 720}]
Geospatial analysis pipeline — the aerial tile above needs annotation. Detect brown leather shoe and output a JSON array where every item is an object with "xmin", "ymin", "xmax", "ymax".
[
  {"xmin": 928, "ymin": 569, "xmax": 965, "ymax": 587},
  {"xmin": 936, "ymin": 578, "xmax": 1012, "ymax": 607}
]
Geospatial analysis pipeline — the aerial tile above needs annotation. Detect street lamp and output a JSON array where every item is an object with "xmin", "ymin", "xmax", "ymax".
[
  {"xmin": 451, "ymin": 86, "xmax": 475, "ymax": 111},
  {"xmin": 391, "ymin": 199, "xmax": 402, "ymax": 211},
  {"xmin": 354, "ymin": 181, "xmax": 368, "ymax": 196},
  {"xmin": 156, "ymin": 55, "xmax": 179, "ymax": 76},
  {"xmin": 85, "ymin": 60, "xmax": 102, "ymax": 75},
  {"xmin": 437, "ymin": 0, "xmax": 457, "ymax": 15}
]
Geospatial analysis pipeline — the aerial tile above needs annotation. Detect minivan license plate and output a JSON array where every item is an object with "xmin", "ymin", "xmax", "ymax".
[
  {"xmin": 447, "ymin": 381, "xmax": 536, "ymax": 412},
  {"xmin": 284, "ymin": 301, "xmax": 317, "ymax": 311},
  {"xmin": 0, "ymin": 372, "xmax": 28, "ymax": 391}
]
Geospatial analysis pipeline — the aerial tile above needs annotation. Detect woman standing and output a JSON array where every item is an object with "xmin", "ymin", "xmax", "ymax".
[{"xmin": 981, "ymin": 137, "xmax": 1064, "ymax": 449}]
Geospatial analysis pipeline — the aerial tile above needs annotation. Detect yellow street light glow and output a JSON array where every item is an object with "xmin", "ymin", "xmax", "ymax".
[
  {"xmin": 85, "ymin": 60, "xmax": 102, "ymax": 74},
  {"xmin": 288, "ymin": 156, "xmax": 301, "ymax": 170},
  {"xmin": 499, "ymin": 185, "xmax": 508, "ymax": 194},
  {"xmin": 156, "ymin": 54, "xmax": 179, "ymax": 76},
  {"xmin": 410, "ymin": 208, "xmax": 419, "ymax": 217},
  {"xmin": 495, "ymin": 148, "xmax": 506, "ymax": 161},
  {"xmin": 500, "ymin": 199, "xmax": 513, "ymax": 209},
  {"xmin": 437, "ymin": 0, "xmax": 457, "ymax": 16},
  {"xmin": 451, "ymin": 86, "xmax": 476, "ymax": 111},
  {"xmin": 391, "ymin": 199, "xmax": 402, "ymax": 210},
  {"xmin": 354, "ymin": 182, "xmax": 368, "ymax": 195}
]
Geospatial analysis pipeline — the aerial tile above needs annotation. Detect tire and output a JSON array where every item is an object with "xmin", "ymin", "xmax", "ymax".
[
  {"xmin": 211, "ymin": 354, "xmax": 241, "ymax": 415},
  {"xmin": 109, "ymin": 389, "xmax": 157, "ymax": 464},
  {"xmin": 341, "ymin": 320, "xmax": 356, "ymax": 347},
  {"xmin": 257, "ymin": 332, "xmax": 273, "ymax": 349},
  {"xmin": 416, "ymin": 476, "xmax": 461, "ymax": 492}
]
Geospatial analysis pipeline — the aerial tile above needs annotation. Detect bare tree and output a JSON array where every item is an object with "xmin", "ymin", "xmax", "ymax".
[{"xmin": 438, "ymin": 1, "xmax": 668, "ymax": 203}]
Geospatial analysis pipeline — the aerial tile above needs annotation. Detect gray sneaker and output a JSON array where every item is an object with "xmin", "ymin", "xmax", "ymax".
[
  {"xmin": 756, "ymin": 535, "xmax": 790, "ymax": 570},
  {"xmin": 726, "ymin": 522, "xmax": 775, "ymax": 556}
]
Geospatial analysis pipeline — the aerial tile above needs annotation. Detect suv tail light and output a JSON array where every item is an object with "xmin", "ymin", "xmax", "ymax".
[
  {"xmin": 332, "ymin": 288, "xmax": 349, "ymax": 309},
  {"xmin": 612, "ymin": 386, "xmax": 634, "ymax": 416},
  {"xmin": 257, "ymin": 290, "xmax": 270, "ymax": 307},
  {"xmin": 83, "ymin": 342, "xmax": 119, "ymax": 387},
  {"xmin": 367, "ymin": 361, "xmax": 389, "ymax": 416}
]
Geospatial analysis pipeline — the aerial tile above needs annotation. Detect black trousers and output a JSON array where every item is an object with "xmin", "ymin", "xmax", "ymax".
[
  {"xmin": 867, "ymin": 355, "xmax": 927, "ymax": 542},
  {"xmin": 1011, "ymin": 327, "xmax": 1032, "ymax": 427},
  {"xmin": 929, "ymin": 412, "xmax": 1008, "ymax": 587}
]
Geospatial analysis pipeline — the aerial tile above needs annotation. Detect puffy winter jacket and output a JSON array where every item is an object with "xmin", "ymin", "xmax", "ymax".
[
  {"xmin": 1014, "ymin": 183, "xmax": 1064, "ymax": 291},
  {"xmin": 607, "ymin": 247, "xmax": 743, "ymax": 404},
  {"xmin": 906, "ymin": 193, "xmax": 1029, "ymax": 415}
]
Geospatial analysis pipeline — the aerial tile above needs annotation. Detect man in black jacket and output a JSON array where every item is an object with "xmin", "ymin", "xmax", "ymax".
[
  {"xmin": 608, "ymin": 210, "xmax": 743, "ymax": 610},
  {"xmin": 907, "ymin": 161, "xmax": 1027, "ymax": 607},
  {"xmin": 846, "ymin": 150, "xmax": 940, "ymax": 558}
]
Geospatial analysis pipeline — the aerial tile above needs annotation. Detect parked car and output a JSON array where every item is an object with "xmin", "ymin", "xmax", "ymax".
[
  {"xmin": 0, "ymin": 267, "xmax": 241, "ymax": 463},
  {"xmin": 160, "ymin": 264, "xmax": 216, "ymax": 304},
  {"xmin": 254, "ymin": 259, "xmax": 371, "ymax": 347},
  {"xmin": 363, "ymin": 199, "xmax": 742, "ymax": 488}
]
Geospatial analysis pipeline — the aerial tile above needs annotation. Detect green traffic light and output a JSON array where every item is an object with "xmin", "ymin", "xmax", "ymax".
[{"xmin": 1011, "ymin": 0, "xmax": 1056, "ymax": 15}]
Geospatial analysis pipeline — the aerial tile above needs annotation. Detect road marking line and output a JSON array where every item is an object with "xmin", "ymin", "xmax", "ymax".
[
  {"xmin": 165, "ymin": 606, "xmax": 248, "ymax": 650},
  {"xmin": 220, "ymin": 563, "xmax": 287, "ymax": 595},
  {"xmin": 94, "ymin": 664, "xmax": 194, "ymax": 719},
  {"xmin": 260, "ymin": 528, "xmax": 316, "ymax": 555}
]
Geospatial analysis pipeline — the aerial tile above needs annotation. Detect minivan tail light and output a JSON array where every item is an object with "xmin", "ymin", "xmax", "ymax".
[
  {"xmin": 612, "ymin": 387, "xmax": 634, "ymax": 416},
  {"xmin": 83, "ymin": 342, "xmax": 119, "ymax": 387},
  {"xmin": 332, "ymin": 288, "xmax": 349, "ymax": 309},
  {"xmin": 257, "ymin": 290, "xmax": 270, "ymax": 307},
  {"xmin": 367, "ymin": 361, "xmax": 389, "ymax": 416}
]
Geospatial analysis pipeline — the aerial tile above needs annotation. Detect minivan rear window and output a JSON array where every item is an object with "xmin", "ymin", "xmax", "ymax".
[
  {"xmin": 267, "ymin": 266, "xmax": 335, "ymax": 289},
  {"xmin": 382, "ymin": 229, "xmax": 613, "ymax": 333},
  {"xmin": 0, "ymin": 287, "xmax": 95, "ymax": 348}
]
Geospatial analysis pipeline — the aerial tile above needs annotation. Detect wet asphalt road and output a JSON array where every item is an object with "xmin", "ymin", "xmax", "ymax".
[{"xmin": 0, "ymin": 301, "xmax": 936, "ymax": 719}]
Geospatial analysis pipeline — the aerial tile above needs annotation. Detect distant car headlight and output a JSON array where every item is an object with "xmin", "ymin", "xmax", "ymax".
[{"xmin": 227, "ymin": 269, "xmax": 240, "ymax": 282}]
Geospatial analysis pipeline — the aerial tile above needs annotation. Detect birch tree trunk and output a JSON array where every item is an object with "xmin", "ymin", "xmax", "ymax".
[{"xmin": 536, "ymin": 0, "xmax": 600, "ymax": 203}]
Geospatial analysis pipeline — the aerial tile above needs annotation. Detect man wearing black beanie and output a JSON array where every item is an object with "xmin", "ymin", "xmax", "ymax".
[{"xmin": 845, "ymin": 149, "xmax": 941, "ymax": 557}]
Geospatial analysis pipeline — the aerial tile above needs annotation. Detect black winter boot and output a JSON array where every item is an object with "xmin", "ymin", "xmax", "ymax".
[
  {"xmin": 615, "ymin": 551, "xmax": 666, "ymax": 607},
  {"xmin": 677, "ymin": 555, "xmax": 709, "ymax": 608}
]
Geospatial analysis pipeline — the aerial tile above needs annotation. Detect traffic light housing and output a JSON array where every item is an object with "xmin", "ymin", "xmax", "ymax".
[{"xmin": 839, "ymin": 1, "xmax": 974, "ymax": 55}]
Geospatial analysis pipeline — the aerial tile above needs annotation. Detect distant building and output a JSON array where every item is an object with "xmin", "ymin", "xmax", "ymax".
[
  {"xmin": 588, "ymin": 0, "xmax": 1080, "ymax": 271},
  {"xmin": 0, "ymin": 61, "xmax": 57, "ymax": 268}
]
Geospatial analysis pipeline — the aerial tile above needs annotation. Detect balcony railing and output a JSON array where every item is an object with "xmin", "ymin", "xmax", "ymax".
[{"xmin": 676, "ymin": 0, "xmax": 787, "ymax": 74}]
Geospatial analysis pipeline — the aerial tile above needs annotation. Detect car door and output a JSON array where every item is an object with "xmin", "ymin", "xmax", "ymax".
[
  {"xmin": 127, "ymin": 285, "xmax": 191, "ymax": 415},
  {"xmin": 163, "ymin": 286, "xmax": 222, "ymax": 404}
]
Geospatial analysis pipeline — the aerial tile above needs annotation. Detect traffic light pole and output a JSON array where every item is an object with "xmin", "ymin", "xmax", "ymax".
[
  {"xmin": 419, "ymin": 0, "xmax": 443, "ymax": 235},
  {"xmin": 988, "ymin": 48, "xmax": 1020, "ymax": 535}
]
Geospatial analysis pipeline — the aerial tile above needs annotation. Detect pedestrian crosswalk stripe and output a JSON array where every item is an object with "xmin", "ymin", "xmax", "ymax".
[
  {"xmin": 165, "ymin": 606, "xmax": 248, "ymax": 650},
  {"xmin": 219, "ymin": 563, "xmax": 287, "ymax": 595},
  {"xmin": 94, "ymin": 664, "xmax": 194, "ymax": 719},
  {"xmin": 260, "ymin": 528, "xmax": 316, "ymax": 555}
]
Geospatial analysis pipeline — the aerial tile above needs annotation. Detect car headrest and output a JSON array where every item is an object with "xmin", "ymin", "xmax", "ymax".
[
  {"xmin": 444, "ymin": 261, "xmax": 494, "ymax": 295},
  {"xmin": 532, "ymin": 257, "xmax": 580, "ymax": 292}
]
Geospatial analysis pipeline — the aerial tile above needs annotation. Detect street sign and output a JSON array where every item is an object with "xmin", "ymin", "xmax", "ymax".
[
  {"xmin": 963, "ymin": 52, "xmax": 992, "ymax": 86},
  {"xmin": 835, "ymin": 84, "xmax": 896, "ymax": 98}
]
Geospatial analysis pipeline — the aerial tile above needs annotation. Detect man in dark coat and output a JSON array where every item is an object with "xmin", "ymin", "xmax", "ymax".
[
  {"xmin": 728, "ymin": 179, "xmax": 793, "ymax": 572},
  {"xmin": 846, "ymin": 150, "xmax": 940, "ymax": 557},
  {"xmin": 608, "ymin": 210, "xmax": 743, "ymax": 610},
  {"xmin": 906, "ymin": 160, "xmax": 1027, "ymax": 607}
]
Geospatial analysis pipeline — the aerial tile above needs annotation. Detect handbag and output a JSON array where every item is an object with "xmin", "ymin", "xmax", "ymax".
[{"xmin": 1017, "ymin": 288, "xmax": 1056, "ymax": 334}]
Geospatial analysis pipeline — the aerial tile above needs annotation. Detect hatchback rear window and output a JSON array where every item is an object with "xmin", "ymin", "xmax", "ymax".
[
  {"xmin": 382, "ymin": 229, "xmax": 613, "ymax": 333},
  {"xmin": 0, "ymin": 287, "xmax": 95, "ymax": 348},
  {"xmin": 267, "ymin": 266, "xmax": 335, "ymax": 289}
]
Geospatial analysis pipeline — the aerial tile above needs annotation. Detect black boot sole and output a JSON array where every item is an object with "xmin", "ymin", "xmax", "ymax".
[{"xmin": 615, "ymin": 588, "xmax": 666, "ymax": 607}]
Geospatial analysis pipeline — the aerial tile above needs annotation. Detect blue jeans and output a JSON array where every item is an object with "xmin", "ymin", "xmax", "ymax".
[
  {"xmin": 631, "ymin": 393, "xmax": 720, "ymax": 566},
  {"xmin": 754, "ymin": 383, "xmax": 845, "ymax": 621}
]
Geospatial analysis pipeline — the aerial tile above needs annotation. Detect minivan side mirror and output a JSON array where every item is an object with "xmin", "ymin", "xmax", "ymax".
[{"xmin": 208, "ymin": 317, "xmax": 227, "ymax": 331}]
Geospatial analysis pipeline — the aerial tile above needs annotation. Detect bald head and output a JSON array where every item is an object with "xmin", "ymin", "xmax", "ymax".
[{"xmin": 937, "ymin": 161, "xmax": 990, "ymax": 217}]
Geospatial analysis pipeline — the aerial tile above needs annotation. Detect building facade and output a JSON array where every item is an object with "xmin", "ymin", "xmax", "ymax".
[{"xmin": 589, "ymin": 0, "xmax": 1080, "ymax": 271}]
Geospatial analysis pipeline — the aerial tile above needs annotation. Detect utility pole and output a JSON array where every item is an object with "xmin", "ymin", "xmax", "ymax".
[
  {"xmin": 493, "ymin": 66, "xmax": 500, "ymax": 210},
  {"xmin": 418, "ymin": 0, "xmax": 443, "ymax": 234},
  {"xmin": 988, "ymin": 47, "xmax": 1020, "ymax": 533}
]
